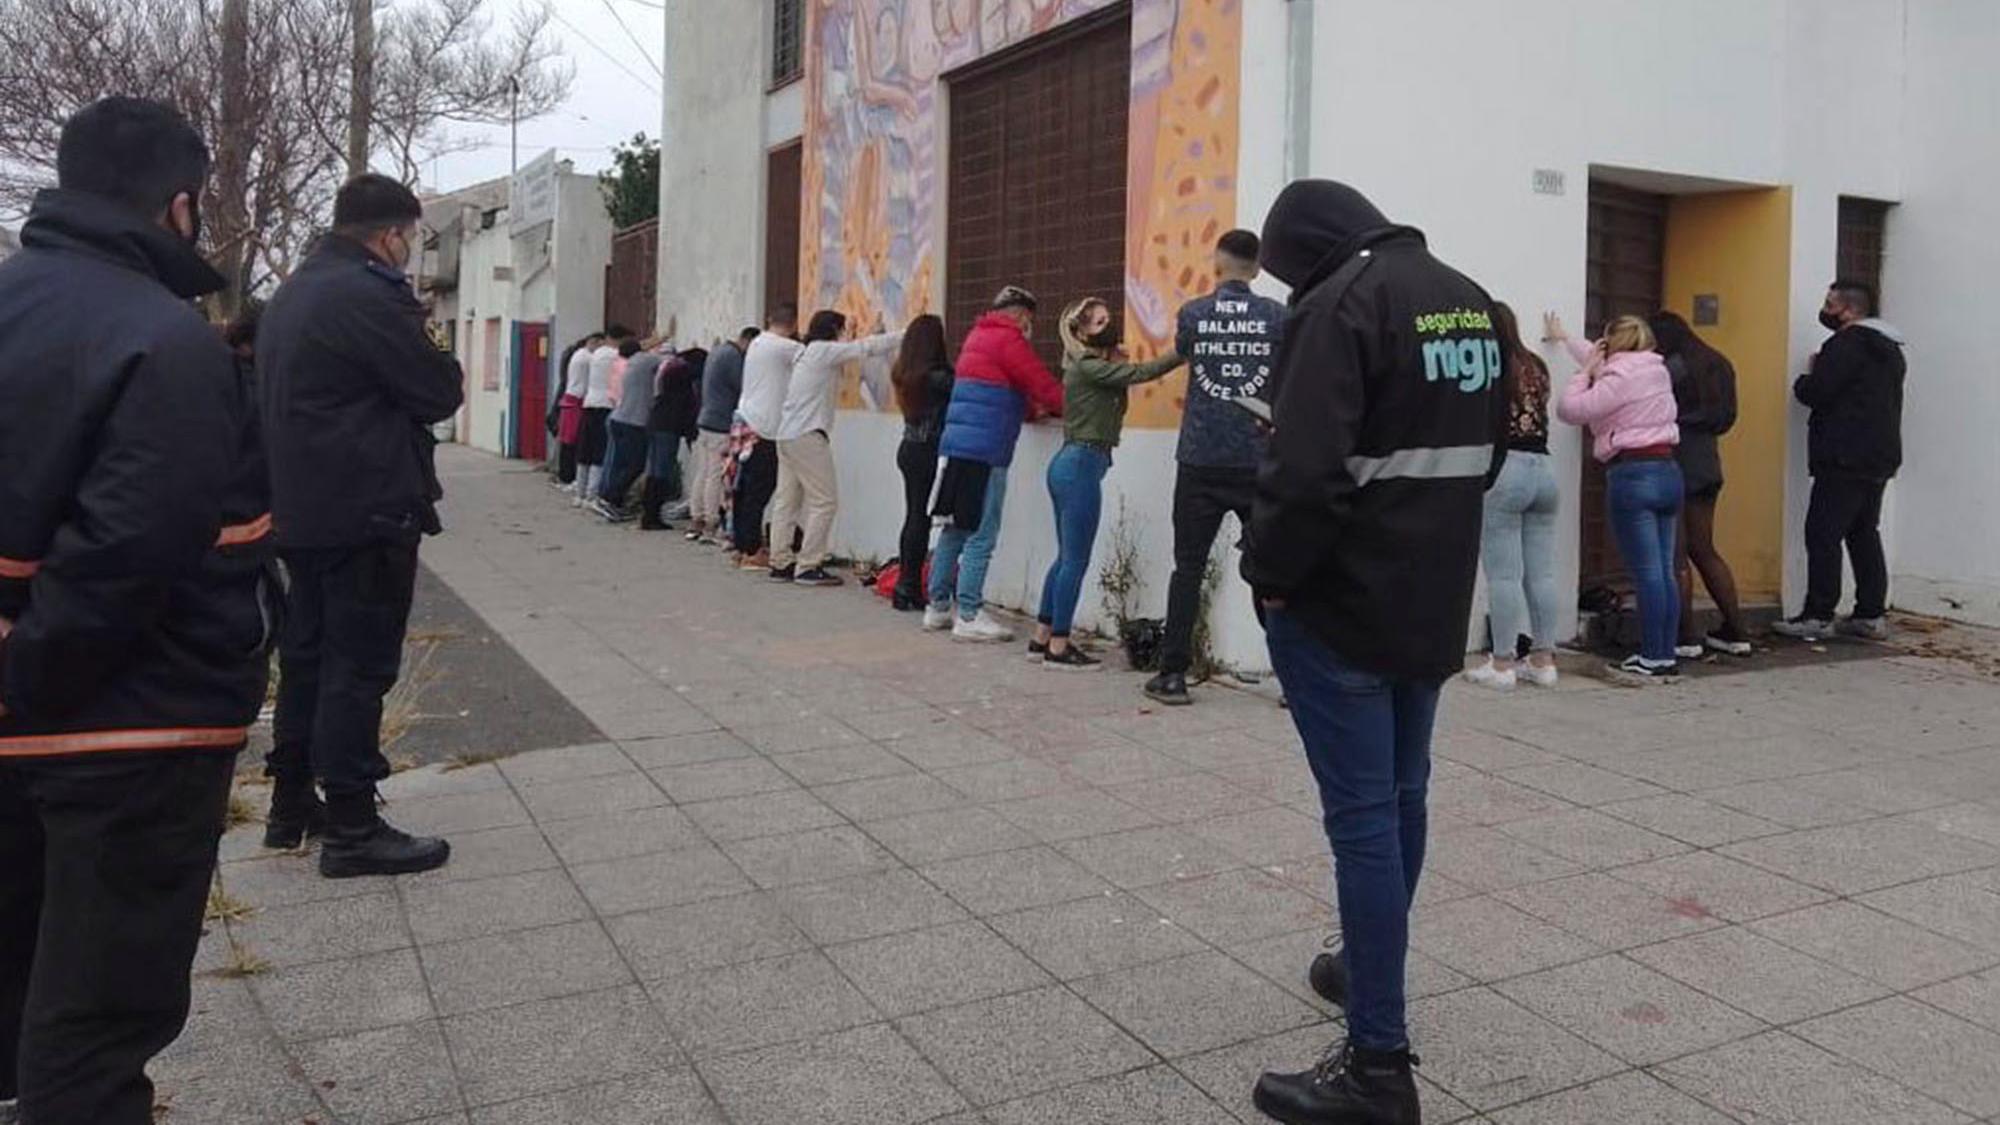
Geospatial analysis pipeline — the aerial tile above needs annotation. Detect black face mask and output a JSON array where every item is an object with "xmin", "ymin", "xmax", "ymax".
[{"xmin": 1818, "ymin": 309, "xmax": 1845, "ymax": 332}]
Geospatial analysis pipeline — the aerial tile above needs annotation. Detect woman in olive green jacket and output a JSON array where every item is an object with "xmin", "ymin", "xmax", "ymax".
[{"xmin": 1032, "ymin": 297, "xmax": 1185, "ymax": 669}]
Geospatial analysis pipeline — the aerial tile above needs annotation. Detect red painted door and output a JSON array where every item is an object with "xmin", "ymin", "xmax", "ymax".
[{"xmin": 515, "ymin": 321, "xmax": 550, "ymax": 462}]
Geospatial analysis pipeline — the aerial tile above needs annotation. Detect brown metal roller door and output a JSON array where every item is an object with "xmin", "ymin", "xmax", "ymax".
[
  {"xmin": 946, "ymin": 6, "xmax": 1130, "ymax": 373},
  {"xmin": 1580, "ymin": 180, "xmax": 1668, "ymax": 594}
]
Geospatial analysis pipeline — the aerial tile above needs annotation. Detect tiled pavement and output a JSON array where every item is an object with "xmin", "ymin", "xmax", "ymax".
[{"xmin": 165, "ymin": 447, "xmax": 2000, "ymax": 1123}]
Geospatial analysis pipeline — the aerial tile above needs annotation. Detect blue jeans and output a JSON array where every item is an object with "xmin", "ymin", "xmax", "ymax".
[
  {"xmin": 646, "ymin": 431, "xmax": 683, "ymax": 499},
  {"xmin": 1607, "ymin": 458, "xmax": 1684, "ymax": 662},
  {"xmin": 1265, "ymin": 608, "xmax": 1439, "ymax": 1053},
  {"xmin": 1037, "ymin": 443, "xmax": 1111, "ymax": 636},
  {"xmin": 929, "ymin": 469, "xmax": 1007, "ymax": 620},
  {"xmin": 1481, "ymin": 451, "xmax": 1561, "ymax": 655}
]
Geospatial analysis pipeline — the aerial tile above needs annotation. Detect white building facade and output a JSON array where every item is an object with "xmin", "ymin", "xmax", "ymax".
[{"xmin": 659, "ymin": 0, "xmax": 1999, "ymax": 670}]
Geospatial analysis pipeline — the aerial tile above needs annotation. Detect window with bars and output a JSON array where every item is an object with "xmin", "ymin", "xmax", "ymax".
[
  {"xmin": 1837, "ymin": 196, "xmax": 1891, "ymax": 314},
  {"xmin": 772, "ymin": 0, "xmax": 804, "ymax": 87}
]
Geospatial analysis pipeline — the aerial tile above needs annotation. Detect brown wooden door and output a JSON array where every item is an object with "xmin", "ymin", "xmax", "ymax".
[
  {"xmin": 765, "ymin": 142, "xmax": 803, "ymax": 319},
  {"xmin": 1580, "ymin": 181, "xmax": 1668, "ymax": 593},
  {"xmin": 946, "ymin": 6, "xmax": 1130, "ymax": 372}
]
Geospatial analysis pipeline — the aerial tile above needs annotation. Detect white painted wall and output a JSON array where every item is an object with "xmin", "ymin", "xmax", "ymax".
[
  {"xmin": 658, "ymin": 0, "xmax": 773, "ymax": 345},
  {"xmin": 549, "ymin": 172, "xmax": 612, "ymax": 354},
  {"xmin": 455, "ymin": 219, "xmax": 513, "ymax": 454},
  {"xmin": 1877, "ymin": 0, "xmax": 2000, "ymax": 624}
]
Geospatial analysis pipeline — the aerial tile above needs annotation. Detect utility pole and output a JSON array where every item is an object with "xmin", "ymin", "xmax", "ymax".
[
  {"xmin": 347, "ymin": 0, "xmax": 374, "ymax": 178},
  {"xmin": 215, "ymin": 0, "xmax": 252, "ymax": 313},
  {"xmin": 508, "ymin": 75, "xmax": 521, "ymax": 178}
]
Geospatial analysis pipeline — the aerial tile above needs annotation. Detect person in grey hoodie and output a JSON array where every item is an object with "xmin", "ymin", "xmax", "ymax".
[{"xmin": 690, "ymin": 327, "xmax": 756, "ymax": 542}]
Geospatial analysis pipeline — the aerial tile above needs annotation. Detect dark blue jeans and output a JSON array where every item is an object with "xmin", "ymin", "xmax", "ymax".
[
  {"xmin": 1606, "ymin": 458, "xmax": 1684, "ymax": 662},
  {"xmin": 1265, "ymin": 608, "xmax": 1439, "ymax": 1052},
  {"xmin": 1037, "ymin": 443, "xmax": 1112, "ymax": 636}
]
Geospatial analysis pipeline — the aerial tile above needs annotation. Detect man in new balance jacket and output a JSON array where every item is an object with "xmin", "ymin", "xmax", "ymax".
[
  {"xmin": 0, "ymin": 98, "xmax": 274, "ymax": 1125},
  {"xmin": 1243, "ymin": 180, "xmax": 1506, "ymax": 1125}
]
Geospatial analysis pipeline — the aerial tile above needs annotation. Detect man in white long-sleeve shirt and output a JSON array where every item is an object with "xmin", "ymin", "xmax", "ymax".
[
  {"xmin": 730, "ymin": 304, "xmax": 800, "ymax": 567},
  {"xmin": 575, "ymin": 326, "xmax": 630, "ymax": 505},
  {"xmin": 556, "ymin": 332, "xmax": 601, "ymax": 490}
]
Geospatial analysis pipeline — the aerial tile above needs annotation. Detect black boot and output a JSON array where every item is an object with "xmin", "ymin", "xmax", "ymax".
[
  {"xmin": 263, "ymin": 778, "xmax": 327, "ymax": 850},
  {"xmin": 1308, "ymin": 936, "xmax": 1349, "ymax": 1009},
  {"xmin": 1253, "ymin": 1041, "xmax": 1422, "ymax": 1125},
  {"xmin": 319, "ymin": 791, "xmax": 451, "ymax": 879},
  {"xmin": 1143, "ymin": 671, "xmax": 1191, "ymax": 706},
  {"xmin": 639, "ymin": 478, "xmax": 670, "ymax": 530}
]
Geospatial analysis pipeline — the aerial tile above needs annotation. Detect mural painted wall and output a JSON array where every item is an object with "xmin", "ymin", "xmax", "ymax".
[{"xmin": 800, "ymin": 0, "xmax": 1242, "ymax": 426}]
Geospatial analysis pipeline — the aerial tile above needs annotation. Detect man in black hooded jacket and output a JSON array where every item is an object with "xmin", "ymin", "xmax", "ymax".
[
  {"xmin": 0, "ymin": 97, "xmax": 274, "ymax": 1125},
  {"xmin": 1242, "ymin": 180, "xmax": 1507, "ymax": 1125}
]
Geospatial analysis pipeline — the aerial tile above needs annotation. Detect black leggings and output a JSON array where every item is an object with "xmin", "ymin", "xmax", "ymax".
[
  {"xmin": 1677, "ymin": 491, "xmax": 1746, "ymax": 641},
  {"xmin": 895, "ymin": 440, "xmax": 939, "ymax": 598}
]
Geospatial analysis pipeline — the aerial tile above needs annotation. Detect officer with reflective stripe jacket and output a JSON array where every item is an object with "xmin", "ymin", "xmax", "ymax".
[
  {"xmin": 0, "ymin": 97, "xmax": 274, "ymax": 1125},
  {"xmin": 257, "ymin": 174, "xmax": 464, "ymax": 879}
]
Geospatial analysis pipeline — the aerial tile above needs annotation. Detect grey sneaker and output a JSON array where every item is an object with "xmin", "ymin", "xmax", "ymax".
[
  {"xmin": 1836, "ymin": 615, "xmax": 1889, "ymax": 640},
  {"xmin": 1, "ymin": 1098, "xmax": 19, "ymax": 1124},
  {"xmin": 1771, "ymin": 616, "xmax": 1834, "ymax": 641}
]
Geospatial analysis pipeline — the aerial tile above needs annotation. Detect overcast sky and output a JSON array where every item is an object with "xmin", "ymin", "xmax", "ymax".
[{"xmin": 422, "ymin": 0, "xmax": 664, "ymax": 192}]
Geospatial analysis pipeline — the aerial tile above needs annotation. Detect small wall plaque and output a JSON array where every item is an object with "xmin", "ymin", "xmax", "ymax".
[
  {"xmin": 1693, "ymin": 294, "xmax": 1720, "ymax": 326},
  {"xmin": 1532, "ymin": 168, "xmax": 1566, "ymax": 196}
]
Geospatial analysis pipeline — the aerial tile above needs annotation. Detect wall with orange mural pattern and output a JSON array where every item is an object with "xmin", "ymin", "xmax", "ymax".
[{"xmin": 800, "ymin": 0, "xmax": 1241, "ymax": 427}]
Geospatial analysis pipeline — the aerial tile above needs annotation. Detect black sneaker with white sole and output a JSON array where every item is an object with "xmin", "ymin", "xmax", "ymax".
[
  {"xmin": 1026, "ymin": 640, "xmax": 1047, "ymax": 663},
  {"xmin": 1771, "ymin": 615, "xmax": 1833, "ymax": 641},
  {"xmin": 1705, "ymin": 628, "xmax": 1754, "ymax": 656},
  {"xmin": 1612, "ymin": 654, "xmax": 1679, "ymax": 680},
  {"xmin": 1043, "ymin": 645, "xmax": 1101, "ymax": 671},
  {"xmin": 793, "ymin": 567, "xmax": 844, "ymax": 587},
  {"xmin": 766, "ymin": 564, "xmax": 797, "ymax": 583},
  {"xmin": 1143, "ymin": 671, "xmax": 1191, "ymax": 705}
]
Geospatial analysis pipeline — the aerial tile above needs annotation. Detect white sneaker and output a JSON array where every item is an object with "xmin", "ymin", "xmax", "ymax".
[
  {"xmin": 1461, "ymin": 658, "xmax": 1516, "ymax": 691},
  {"xmin": 952, "ymin": 610, "xmax": 1015, "ymax": 643},
  {"xmin": 1521, "ymin": 661, "xmax": 1560, "ymax": 688},
  {"xmin": 1675, "ymin": 642, "xmax": 1705, "ymax": 660},
  {"xmin": 922, "ymin": 604, "xmax": 954, "ymax": 632}
]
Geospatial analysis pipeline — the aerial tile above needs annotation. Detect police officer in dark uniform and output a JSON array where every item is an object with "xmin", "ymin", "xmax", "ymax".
[
  {"xmin": 258, "ymin": 174, "xmax": 464, "ymax": 878},
  {"xmin": 0, "ymin": 97, "xmax": 274, "ymax": 1125}
]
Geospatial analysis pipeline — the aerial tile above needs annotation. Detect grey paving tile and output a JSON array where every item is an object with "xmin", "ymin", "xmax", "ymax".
[
  {"xmin": 389, "ymin": 789, "xmax": 534, "ymax": 836},
  {"xmin": 1611, "ymin": 850, "xmax": 1836, "ymax": 923},
  {"xmin": 933, "ymin": 757, "xmax": 1074, "ymax": 802},
  {"xmin": 1628, "ymin": 925, "xmax": 1892, "ymax": 1025},
  {"xmin": 1916, "ymin": 967, "xmax": 2000, "ymax": 1035},
  {"xmin": 680, "ymin": 787, "xmax": 847, "ymax": 842},
  {"xmin": 421, "ymin": 919, "xmax": 632, "ymax": 1015},
  {"xmin": 982, "ymin": 1065, "xmax": 1237, "ymax": 1125},
  {"xmin": 445, "ymin": 986, "xmax": 679, "ymax": 1107},
  {"xmin": 518, "ymin": 771, "xmax": 673, "ymax": 823},
  {"xmin": 649, "ymin": 756, "xmax": 798, "ymax": 803},
  {"xmin": 1072, "ymin": 949, "xmax": 1320, "ymax": 1058},
  {"xmin": 1495, "ymin": 808, "xmax": 1693, "ymax": 868},
  {"xmin": 1721, "ymin": 819, "xmax": 2000, "ymax": 895},
  {"xmin": 1428, "ymin": 773, "xmax": 1572, "ymax": 827},
  {"xmin": 735, "ymin": 716, "xmax": 866, "ymax": 755},
  {"xmin": 1494, "ymin": 954, "xmax": 1764, "ymax": 1065},
  {"xmin": 1796, "ymin": 996, "xmax": 2000, "ymax": 1117},
  {"xmin": 1131, "ymin": 868, "xmax": 1329, "ymax": 947},
  {"xmin": 1652, "ymin": 1030, "xmax": 1968, "ymax": 1125},
  {"xmin": 379, "ymin": 760, "xmax": 512, "ymax": 800},
  {"xmin": 1487, "ymin": 1070, "xmax": 1737, "ymax": 1124},
  {"xmin": 470, "ymin": 1068, "xmax": 726, "ymax": 1124},
  {"xmin": 1431, "ymin": 729, "xmax": 1568, "ymax": 773},
  {"xmin": 1422, "ymin": 826, "xmax": 1588, "ymax": 893},
  {"xmin": 1055, "ymin": 824, "xmax": 1242, "ymax": 889},
  {"xmin": 1227, "ymin": 927, "xmax": 1472, "ymax": 1014},
  {"xmin": 647, "ymin": 949, "xmax": 878, "ymax": 1057},
  {"xmin": 404, "ymin": 868, "xmax": 591, "ymax": 944},
  {"xmin": 620, "ymin": 730, "xmax": 758, "ymax": 770},
  {"xmin": 987, "ymin": 891, "xmax": 1211, "ymax": 980},
  {"xmin": 229, "ymin": 890, "xmax": 409, "ymax": 967},
  {"xmin": 541, "ymin": 804, "xmax": 705, "ymax": 864},
  {"xmin": 814, "ymin": 773, "xmax": 971, "ymax": 821},
  {"xmin": 774, "ymin": 867, "xmax": 970, "ymax": 944},
  {"xmin": 1176, "ymin": 1024, "xmax": 1365, "ymax": 1125},
  {"xmin": 1410, "ymin": 894, "xmax": 1604, "ymax": 981},
  {"xmin": 1060, "ymin": 743, "xmax": 1201, "ymax": 787},
  {"xmin": 1106, "ymin": 774, "xmax": 1277, "ymax": 823},
  {"xmin": 896, "ymin": 985, "xmax": 1154, "ymax": 1105},
  {"xmin": 291, "ymin": 1019, "xmax": 463, "ymax": 1125},
  {"xmin": 772, "ymin": 742, "xmax": 917, "ymax": 786},
  {"xmin": 697, "ymin": 1023, "xmax": 967, "ymax": 1125},
  {"xmin": 1501, "ymin": 761, "xmax": 1671, "ymax": 806},
  {"xmin": 605, "ymin": 890, "xmax": 811, "ymax": 979},
  {"xmin": 993, "ymin": 789, "xmax": 1163, "ymax": 843},
  {"xmin": 250, "ymin": 947, "xmax": 434, "ymax": 1041},
  {"xmin": 920, "ymin": 845, "xmax": 1115, "ymax": 915},
  {"xmin": 1861, "ymin": 870, "xmax": 2000, "ymax": 954},
  {"xmin": 148, "ymin": 1036, "xmax": 325, "ymax": 1124},
  {"xmin": 864, "ymin": 806, "xmax": 1038, "ymax": 866},
  {"xmin": 883, "ymin": 722, "xmax": 1022, "ymax": 770},
  {"xmin": 596, "ymin": 705, "xmax": 721, "ymax": 741},
  {"xmin": 1698, "ymin": 778, "xmax": 1881, "ymax": 829},
  {"xmin": 1496, "ymin": 872, "xmax": 1723, "ymax": 951},
  {"xmin": 571, "ymin": 842, "xmax": 752, "ymax": 915},
  {"xmin": 1408, "ymin": 987, "xmax": 1624, "ymax": 1111},
  {"xmin": 1750, "ymin": 901, "xmax": 1998, "ymax": 991},
  {"xmin": 1598, "ymin": 792, "xmax": 1790, "ymax": 847},
  {"xmin": 217, "ymin": 853, "xmax": 393, "ymax": 909},
  {"xmin": 1188, "ymin": 805, "xmax": 1329, "ymax": 867},
  {"xmin": 496, "ymin": 742, "xmax": 634, "ymax": 787},
  {"xmin": 826, "ymin": 920, "xmax": 1053, "ymax": 1016},
  {"xmin": 721, "ymin": 824, "xmax": 899, "ymax": 889},
  {"xmin": 401, "ymin": 823, "xmax": 564, "ymax": 886}
]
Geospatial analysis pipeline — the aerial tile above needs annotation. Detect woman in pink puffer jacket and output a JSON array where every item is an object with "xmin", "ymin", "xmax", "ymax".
[{"xmin": 1550, "ymin": 313, "xmax": 1684, "ymax": 678}]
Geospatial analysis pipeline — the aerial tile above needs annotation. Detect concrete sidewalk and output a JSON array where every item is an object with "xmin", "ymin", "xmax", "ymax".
[{"xmin": 165, "ymin": 446, "xmax": 2000, "ymax": 1124}]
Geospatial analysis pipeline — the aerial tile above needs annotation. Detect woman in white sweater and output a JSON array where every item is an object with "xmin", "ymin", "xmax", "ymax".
[{"xmin": 766, "ymin": 309, "xmax": 902, "ymax": 586}]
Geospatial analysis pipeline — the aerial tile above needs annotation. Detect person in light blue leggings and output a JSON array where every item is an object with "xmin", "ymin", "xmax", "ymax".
[
  {"xmin": 928, "ymin": 470, "xmax": 1007, "ymax": 619},
  {"xmin": 1468, "ymin": 302, "xmax": 1562, "ymax": 690}
]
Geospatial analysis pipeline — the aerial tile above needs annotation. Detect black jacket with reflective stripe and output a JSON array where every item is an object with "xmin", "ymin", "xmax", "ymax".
[{"xmin": 0, "ymin": 190, "xmax": 273, "ymax": 753}]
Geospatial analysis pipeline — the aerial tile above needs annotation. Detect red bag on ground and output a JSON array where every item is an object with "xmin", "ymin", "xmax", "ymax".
[{"xmin": 873, "ymin": 559, "xmax": 931, "ymax": 600}]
